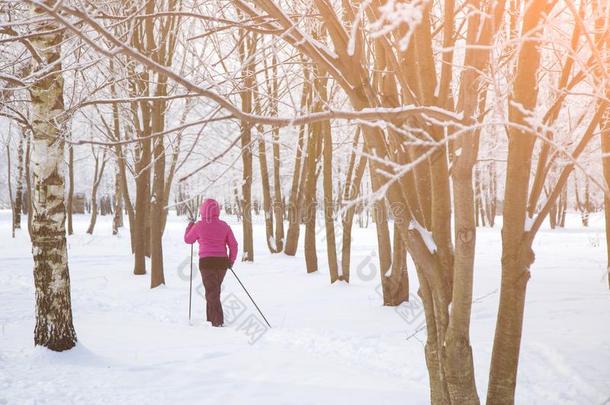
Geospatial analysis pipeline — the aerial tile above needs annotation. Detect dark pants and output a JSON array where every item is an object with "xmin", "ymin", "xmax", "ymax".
[{"xmin": 199, "ymin": 257, "xmax": 229, "ymax": 327}]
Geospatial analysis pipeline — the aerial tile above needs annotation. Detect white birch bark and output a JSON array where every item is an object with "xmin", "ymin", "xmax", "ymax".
[{"xmin": 29, "ymin": 0, "xmax": 77, "ymax": 351}]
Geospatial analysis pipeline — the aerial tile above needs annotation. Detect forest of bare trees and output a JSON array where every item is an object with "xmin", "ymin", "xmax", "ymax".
[{"xmin": 1, "ymin": 0, "xmax": 608, "ymax": 404}]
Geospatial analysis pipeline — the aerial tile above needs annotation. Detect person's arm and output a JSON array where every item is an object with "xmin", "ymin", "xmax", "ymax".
[
  {"xmin": 226, "ymin": 226, "xmax": 238, "ymax": 267},
  {"xmin": 184, "ymin": 222, "xmax": 199, "ymax": 244}
]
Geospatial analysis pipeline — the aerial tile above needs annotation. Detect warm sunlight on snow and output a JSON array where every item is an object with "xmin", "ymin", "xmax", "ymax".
[{"xmin": 1, "ymin": 0, "xmax": 608, "ymax": 404}]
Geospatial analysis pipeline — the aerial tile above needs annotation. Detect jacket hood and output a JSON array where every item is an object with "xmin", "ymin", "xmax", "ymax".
[{"xmin": 200, "ymin": 198, "xmax": 221, "ymax": 220}]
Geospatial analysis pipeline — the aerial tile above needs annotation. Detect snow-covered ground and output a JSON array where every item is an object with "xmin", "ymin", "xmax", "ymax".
[{"xmin": 1, "ymin": 210, "xmax": 609, "ymax": 404}]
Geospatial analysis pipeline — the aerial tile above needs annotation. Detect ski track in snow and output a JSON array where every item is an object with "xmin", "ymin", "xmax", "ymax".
[{"xmin": 1, "ymin": 211, "xmax": 609, "ymax": 404}]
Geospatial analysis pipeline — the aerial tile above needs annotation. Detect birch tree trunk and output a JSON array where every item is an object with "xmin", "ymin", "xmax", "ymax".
[
  {"xmin": 30, "ymin": 1, "xmax": 77, "ymax": 351},
  {"xmin": 112, "ymin": 163, "xmax": 124, "ymax": 235},
  {"xmin": 25, "ymin": 133, "xmax": 33, "ymax": 237},
  {"xmin": 488, "ymin": 161, "xmax": 497, "ymax": 227},
  {"xmin": 269, "ymin": 52, "xmax": 285, "ymax": 252},
  {"xmin": 14, "ymin": 132, "xmax": 24, "ymax": 230},
  {"xmin": 66, "ymin": 141, "xmax": 74, "ymax": 235},
  {"xmin": 7, "ymin": 144, "xmax": 15, "ymax": 238}
]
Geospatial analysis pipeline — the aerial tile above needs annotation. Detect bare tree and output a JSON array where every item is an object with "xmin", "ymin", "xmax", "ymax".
[
  {"xmin": 13, "ymin": 130, "xmax": 24, "ymax": 230},
  {"xmin": 29, "ymin": 0, "xmax": 77, "ymax": 351},
  {"xmin": 340, "ymin": 135, "xmax": 367, "ymax": 283},
  {"xmin": 600, "ymin": 112, "xmax": 610, "ymax": 288},
  {"xmin": 6, "ymin": 142, "xmax": 15, "ymax": 238},
  {"xmin": 320, "ymin": 74, "xmax": 339, "ymax": 283},
  {"xmin": 302, "ymin": 112, "xmax": 322, "ymax": 274},
  {"xmin": 488, "ymin": 1, "xmax": 608, "ymax": 401},
  {"xmin": 86, "ymin": 146, "xmax": 108, "ymax": 234},
  {"xmin": 284, "ymin": 64, "xmax": 311, "ymax": 256},
  {"xmin": 66, "ymin": 138, "xmax": 75, "ymax": 235},
  {"xmin": 238, "ymin": 28, "xmax": 257, "ymax": 262}
]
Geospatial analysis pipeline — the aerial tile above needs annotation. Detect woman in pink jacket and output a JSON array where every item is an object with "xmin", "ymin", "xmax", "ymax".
[{"xmin": 184, "ymin": 198, "xmax": 238, "ymax": 327}]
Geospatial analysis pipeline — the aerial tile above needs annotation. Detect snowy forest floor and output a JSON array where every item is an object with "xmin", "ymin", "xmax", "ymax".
[{"xmin": 1, "ymin": 211, "xmax": 609, "ymax": 404}]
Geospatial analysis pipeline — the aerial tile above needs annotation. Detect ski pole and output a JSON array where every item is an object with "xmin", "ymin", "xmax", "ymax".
[
  {"xmin": 188, "ymin": 243, "xmax": 194, "ymax": 321},
  {"xmin": 185, "ymin": 203, "xmax": 197, "ymax": 322},
  {"xmin": 229, "ymin": 267, "xmax": 272, "ymax": 328}
]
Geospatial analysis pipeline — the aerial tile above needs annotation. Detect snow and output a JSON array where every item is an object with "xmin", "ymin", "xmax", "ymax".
[
  {"xmin": 268, "ymin": 235, "xmax": 277, "ymax": 252},
  {"xmin": 1, "ymin": 211, "xmax": 610, "ymax": 404},
  {"xmin": 369, "ymin": 0, "xmax": 427, "ymax": 50},
  {"xmin": 408, "ymin": 220, "xmax": 438, "ymax": 253}
]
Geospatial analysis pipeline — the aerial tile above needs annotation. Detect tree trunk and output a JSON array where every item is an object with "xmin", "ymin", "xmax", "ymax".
[
  {"xmin": 150, "ymin": 127, "xmax": 166, "ymax": 288},
  {"xmin": 303, "ymin": 127, "xmax": 321, "ymax": 274},
  {"xmin": 133, "ymin": 135, "xmax": 151, "ymax": 275},
  {"xmin": 445, "ymin": 124, "xmax": 479, "ymax": 405},
  {"xmin": 131, "ymin": 64, "xmax": 152, "ymax": 275},
  {"xmin": 256, "ymin": 127, "xmax": 277, "ymax": 253},
  {"xmin": 86, "ymin": 150, "xmax": 107, "ymax": 235},
  {"xmin": 548, "ymin": 186, "xmax": 557, "ymax": 229},
  {"xmin": 322, "ymin": 111, "xmax": 339, "ymax": 283},
  {"xmin": 30, "ymin": 6, "xmax": 77, "ymax": 351},
  {"xmin": 583, "ymin": 177, "xmax": 591, "ymax": 227},
  {"xmin": 14, "ymin": 131, "xmax": 24, "ymax": 230},
  {"xmin": 602, "ymin": 104, "xmax": 610, "ymax": 290},
  {"xmin": 238, "ymin": 31, "xmax": 256, "ymax": 262},
  {"xmin": 233, "ymin": 182, "xmax": 242, "ymax": 222},
  {"xmin": 7, "ymin": 144, "xmax": 15, "ymax": 238},
  {"xmin": 110, "ymin": 94, "xmax": 124, "ymax": 236},
  {"xmin": 272, "ymin": 129, "xmax": 285, "ymax": 251},
  {"xmin": 558, "ymin": 185, "xmax": 567, "ymax": 228},
  {"xmin": 372, "ymin": 195, "xmax": 393, "ymax": 301},
  {"xmin": 284, "ymin": 66, "xmax": 310, "ymax": 256},
  {"xmin": 488, "ymin": 160, "xmax": 497, "ymax": 226},
  {"xmin": 340, "ymin": 148, "xmax": 367, "ymax": 283},
  {"xmin": 66, "ymin": 142, "xmax": 74, "ymax": 235},
  {"xmin": 283, "ymin": 123, "xmax": 304, "ymax": 255},
  {"xmin": 150, "ymin": 89, "xmax": 167, "ymax": 288},
  {"xmin": 596, "ymin": 1, "xmax": 610, "ymax": 290},
  {"xmin": 113, "ymin": 119, "xmax": 135, "ymax": 251},
  {"xmin": 112, "ymin": 162, "xmax": 124, "ymax": 235},
  {"xmin": 474, "ymin": 167, "xmax": 481, "ymax": 227},
  {"xmin": 25, "ymin": 133, "xmax": 33, "ymax": 238},
  {"xmin": 270, "ymin": 53, "xmax": 285, "ymax": 252},
  {"xmin": 367, "ymin": 162, "xmax": 398, "ymax": 304},
  {"xmin": 386, "ymin": 222, "xmax": 409, "ymax": 305},
  {"xmin": 487, "ymin": 1, "xmax": 550, "ymax": 402},
  {"xmin": 240, "ymin": 117, "xmax": 254, "ymax": 262}
]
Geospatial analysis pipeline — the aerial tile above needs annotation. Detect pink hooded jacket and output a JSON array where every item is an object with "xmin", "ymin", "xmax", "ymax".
[{"xmin": 184, "ymin": 199, "xmax": 238, "ymax": 265}]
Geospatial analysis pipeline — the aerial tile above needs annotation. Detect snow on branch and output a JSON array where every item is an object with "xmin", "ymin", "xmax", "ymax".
[
  {"xmin": 368, "ymin": 0, "xmax": 428, "ymax": 50},
  {"xmin": 25, "ymin": 1, "xmax": 464, "ymax": 130},
  {"xmin": 409, "ymin": 219, "xmax": 437, "ymax": 254}
]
